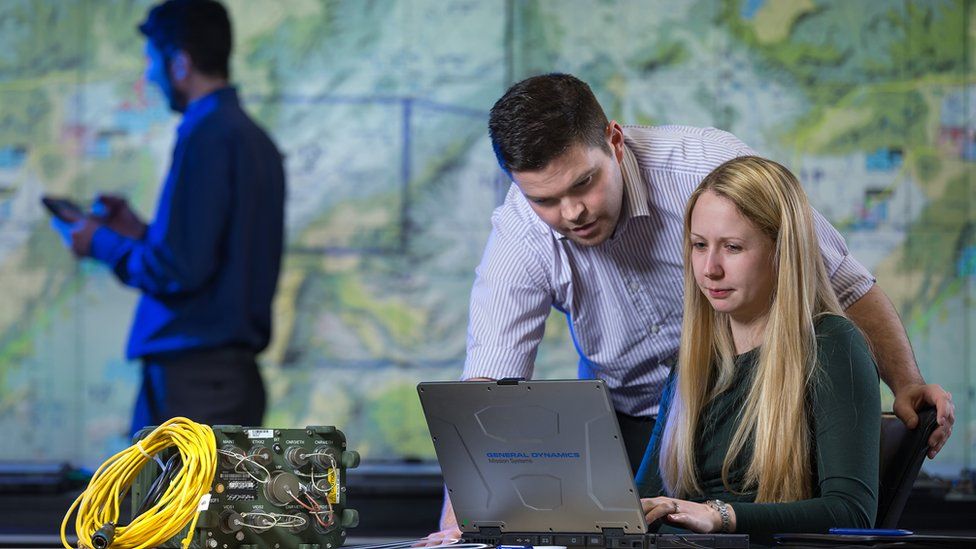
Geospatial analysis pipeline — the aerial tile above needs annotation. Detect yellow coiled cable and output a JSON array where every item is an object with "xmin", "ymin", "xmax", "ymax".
[{"xmin": 61, "ymin": 417, "xmax": 218, "ymax": 549}]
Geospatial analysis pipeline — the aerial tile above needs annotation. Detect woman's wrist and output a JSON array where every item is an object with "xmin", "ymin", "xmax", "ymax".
[
  {"xmin": 707, "ymin": 502, "xmax": 722, "ymax": 532},
  {"xmin": 706, "ymin": 500, "xmax": 734, "ymax": 533}
]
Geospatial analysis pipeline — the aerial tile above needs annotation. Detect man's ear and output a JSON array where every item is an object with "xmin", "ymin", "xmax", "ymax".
[
  {"xmin": 607, "ymin": 120, "xmax": 625, "ymax": 163},
  {"xmin": 168, "ymin": 50, "xmax": 191, "ymax": 83}
]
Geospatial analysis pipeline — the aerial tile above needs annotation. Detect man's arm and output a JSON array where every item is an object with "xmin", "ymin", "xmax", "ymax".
[
  {"xmin": 87, "ymin": 133, "xmax": 231, "ymax": 295},
  {"xmin": 423, "ymin": 377, "xmax": 493, "ymax": 545},
  {"xmin": 429, "ymin": 192, "xmax": 554, "ymax": 541},
  {"xmin": 432, "ymin": 227, "xmax": 550, "ymax": 540},
  {"xmin": 808, "ymin": 201, "xmax": 954, "ymax": 459},
  {"xmin": 845, "ymin": 284, "xmax": 955, "ymax": 458},
  {"xmin": 461, "ymin": 190, "xmax": 554, "ymax": 381}
]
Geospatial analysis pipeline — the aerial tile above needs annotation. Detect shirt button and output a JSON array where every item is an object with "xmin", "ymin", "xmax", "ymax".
[
  {"xmin": 650, "ymin": 324, "xmax": 660, "ymax": 334},
  {"xmin": 628, "ymin": 281, "xmax": 639, "ymax": 293}
]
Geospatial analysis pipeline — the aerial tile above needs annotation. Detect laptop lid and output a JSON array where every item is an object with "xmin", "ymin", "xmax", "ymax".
[{"xmin": 418, "ymin": 379, "xmax": 647, "ymax": 535}]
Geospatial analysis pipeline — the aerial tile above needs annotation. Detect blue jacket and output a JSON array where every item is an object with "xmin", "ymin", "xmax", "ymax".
[{"xmin": 91, "ymin": 87, "xmax": 285, "ymax": 359}]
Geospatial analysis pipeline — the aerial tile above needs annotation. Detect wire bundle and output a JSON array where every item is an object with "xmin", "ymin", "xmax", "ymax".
[{"xmin": 61, "ymin": 417, "xmax": 218, "ymax": 549}]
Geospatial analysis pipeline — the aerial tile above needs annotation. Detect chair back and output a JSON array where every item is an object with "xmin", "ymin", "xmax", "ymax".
[{"xmin": 876, "ymin": 407, "xmax": 938, "ymax": 528}]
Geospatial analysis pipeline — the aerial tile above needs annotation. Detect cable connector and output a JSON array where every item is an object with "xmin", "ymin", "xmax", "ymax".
[{"xmin": 91, "ymin": 521, "xmax": 116, "ymax": 549}]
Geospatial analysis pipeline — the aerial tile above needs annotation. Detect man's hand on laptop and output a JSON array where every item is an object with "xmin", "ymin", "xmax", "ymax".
[
  {"xmin": 417, "ymin": 501, "xmax": 462, "ymax": 547},
  {"xmin": 417, "ymin": 376, "xmax": 495, "ymax": 546},
  {"xmin": 418, "ymin": 526, "xmax": 462, "ymax": 547}
]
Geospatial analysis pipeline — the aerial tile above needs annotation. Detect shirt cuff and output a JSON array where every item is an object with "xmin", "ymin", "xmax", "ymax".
[
  {"xmin": 831, "ymin": 254, "xmax": 876, "ymax": 309},
  {"xmin": 89, "ymin": 225, "xmax": 131, "ymax": 266},
  {"xmin": 463, "ymin": 346, "xmax": 536, "ymax": 381}
]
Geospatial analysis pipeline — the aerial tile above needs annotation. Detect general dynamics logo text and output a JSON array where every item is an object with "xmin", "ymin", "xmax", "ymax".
[{"xmin": 485, "ymin": 451, "xmax": 580, "ymax": 463}]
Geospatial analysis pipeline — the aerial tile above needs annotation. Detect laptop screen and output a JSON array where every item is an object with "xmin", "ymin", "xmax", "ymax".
[{"xmin": 418, "ymin": 379, "xmax": 648, "ymax": 535}]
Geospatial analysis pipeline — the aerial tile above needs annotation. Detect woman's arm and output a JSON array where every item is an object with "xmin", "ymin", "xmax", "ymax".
[{"xmin": 730, "ymin": 315, "xmax": 881, "ymax": 538}]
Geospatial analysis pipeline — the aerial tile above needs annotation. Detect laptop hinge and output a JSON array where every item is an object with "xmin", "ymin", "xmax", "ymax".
[
  {"xmin": 470, "ymin": 526, "xmax": 502, "ymax": 538},
  {"xmin": 598, "ymin": 527, "xmax": 645, "ymax": 549}
]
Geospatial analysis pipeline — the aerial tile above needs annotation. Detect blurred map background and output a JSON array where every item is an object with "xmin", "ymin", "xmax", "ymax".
[{"xmin": 0, "ymin": 0, "xmax": 972, "ymax": 476}]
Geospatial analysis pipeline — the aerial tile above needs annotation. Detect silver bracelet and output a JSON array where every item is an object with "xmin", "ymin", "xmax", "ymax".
[{"xmin": 707, "ymin": 499, "xmax": 731, "ymax": 533}]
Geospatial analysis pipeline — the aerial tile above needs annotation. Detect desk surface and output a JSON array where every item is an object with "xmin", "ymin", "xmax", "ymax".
[{"xmin": 0, "ymin": 535, "xmax": 420, "ymax": 548}]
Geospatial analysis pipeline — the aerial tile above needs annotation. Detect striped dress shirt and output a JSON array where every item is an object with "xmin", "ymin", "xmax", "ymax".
[{"xmin": 463, "ymin": 125, "xmax": 875, "ymax": 417}]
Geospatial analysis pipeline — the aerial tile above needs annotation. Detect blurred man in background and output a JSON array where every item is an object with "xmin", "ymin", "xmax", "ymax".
[{"xmin": 53, "ymin": 0, "xmax": 285, "ymax": 435}]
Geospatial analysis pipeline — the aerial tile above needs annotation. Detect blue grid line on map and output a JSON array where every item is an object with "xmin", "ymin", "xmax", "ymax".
[{"xmin": 246, "ymin": 93, "xmax": 488, "ymax": 256}]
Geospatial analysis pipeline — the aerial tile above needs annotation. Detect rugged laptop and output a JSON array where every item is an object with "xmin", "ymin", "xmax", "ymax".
[{"xmin": 418, "ymin": 378, "xmax": 747, "ymax": 549}]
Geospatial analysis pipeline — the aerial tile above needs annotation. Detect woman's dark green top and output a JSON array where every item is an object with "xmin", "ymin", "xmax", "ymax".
[{"xmin": 634, "ymin": 315, "xmax": 880, "ymax": 542}]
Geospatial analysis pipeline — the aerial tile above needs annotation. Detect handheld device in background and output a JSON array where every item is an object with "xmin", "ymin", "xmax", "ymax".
[{"xmin": 41, "ymin": 195, "xmax": 86, "ymax": 223}]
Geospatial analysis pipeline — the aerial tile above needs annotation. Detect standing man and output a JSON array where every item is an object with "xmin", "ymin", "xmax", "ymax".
[
  {"xmin": 430, "ymin": 73, "xmax": 953, "ymax": 538},
  {"xmin": 55, "ymin": 0, "xmax": 285, "ymax": 435}
]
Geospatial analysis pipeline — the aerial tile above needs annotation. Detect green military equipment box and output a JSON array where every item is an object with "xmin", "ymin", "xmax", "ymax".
[{"xmin": 132, "ymin": 425, "xmax": 360, "ymax": 549}]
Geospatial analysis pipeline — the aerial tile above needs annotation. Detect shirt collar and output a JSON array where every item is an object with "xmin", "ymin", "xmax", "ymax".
[
  {"xmin": 619, "ymin": 138, "xmax": 651, "ymax": 222},
  {"xmin": 178, "ymin": 86, "xmax": 237, "ymax": 136}
]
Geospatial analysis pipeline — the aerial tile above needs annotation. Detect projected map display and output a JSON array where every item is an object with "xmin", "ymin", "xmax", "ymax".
[{"xmin": 0, "ymin": 0, "xmax": 971, "ymax": 474}]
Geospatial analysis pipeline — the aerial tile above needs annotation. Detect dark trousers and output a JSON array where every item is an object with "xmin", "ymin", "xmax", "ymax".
[
  {"xmin": 130, "ymin": 346, "xmax": 266, "ymax": 438},
  {"xmin": 617, "ymin": 411, "xmax": 657, "ymax": 475}
]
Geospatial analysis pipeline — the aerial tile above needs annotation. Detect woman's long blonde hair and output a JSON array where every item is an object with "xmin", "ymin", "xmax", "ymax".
[{"xmin": 659, "ymin": 156, "xmax": 845, "ymax": 502}]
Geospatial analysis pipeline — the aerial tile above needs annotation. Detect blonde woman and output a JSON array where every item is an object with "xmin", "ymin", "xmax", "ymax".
[{"xmin": 635, "ymin": 156, "xmax": 880, "ymax": 542}]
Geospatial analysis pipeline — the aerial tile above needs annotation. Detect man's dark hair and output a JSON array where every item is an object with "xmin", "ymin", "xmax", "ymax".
[
  {"xmin": 489, "ymin": 73, "xmax": 611, "ymax": 177},
  {"xmin": 138, "ymin": 0, "xmax": 232, "ymax": 79}
]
